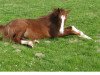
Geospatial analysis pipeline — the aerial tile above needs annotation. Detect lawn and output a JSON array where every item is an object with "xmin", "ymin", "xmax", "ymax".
[{"xmin": 0, "ymin": 0, "xmax": 100, "ymax": 71}]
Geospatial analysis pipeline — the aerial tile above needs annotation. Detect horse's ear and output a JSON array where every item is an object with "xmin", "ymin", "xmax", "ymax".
[
  {"xmin": 66, "ymin": 9, "xmax": 71, "ymax": 14},
  {"xmin": 53, "ymin": 8, "xmax": 60, "ymax": 12}
]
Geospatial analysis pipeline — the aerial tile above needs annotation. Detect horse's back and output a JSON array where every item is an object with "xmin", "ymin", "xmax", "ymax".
[
  {"xmin": 24, "ymin": 19, "xmax": 51, "ymax": 39},
  {"xmin": 4, "ymin": 18, "xmax": 51, "ymax": 39}
]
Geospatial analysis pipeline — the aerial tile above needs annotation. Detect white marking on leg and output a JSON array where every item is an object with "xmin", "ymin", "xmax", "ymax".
[
  {"xmin": 21, "ymin": 40, "xmax": 33, "ymax": 47},
  {"xmin": 72, "ymin": 26, "xmax": 80, "ymax": 33},
  {"xmin": 59, "ymin": 15, "xmax": 66, "ymax": 34},
  {"xmin": 28, "ymin": 41, "xmax": 33, "ymax": 47},
  {"xmin": 72, "ymin": 26, "xmax": 92, "ymax": 40},
  {"xmin": 21, "ymin": 40, "xmax": 29, "ymax": 45},
  {"xmin": 79, "ymin": 31, "xmax": 92, "ymax": 40}
]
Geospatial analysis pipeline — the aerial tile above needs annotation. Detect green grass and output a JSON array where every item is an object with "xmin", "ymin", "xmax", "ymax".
[{"xmin": 0, "ymin": 0, "xmax": 100, "ymax": 71}]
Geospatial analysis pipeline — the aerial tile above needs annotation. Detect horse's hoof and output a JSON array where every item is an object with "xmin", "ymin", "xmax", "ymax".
[
  {"xmin": 28, "ymin": 41, "xmax": 34, "ymax": 48},
  {"xmin": 79, "ymin": 31, "xmax": 92, "ymax": 40},
  {"xmin": 34, "ymin": 40, "xmax": 39, "ymax": 43}
]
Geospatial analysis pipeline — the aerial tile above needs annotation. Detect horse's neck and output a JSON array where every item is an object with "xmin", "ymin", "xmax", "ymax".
[
  {"xmin": 48, "ymin": 15, "xmax": 62, "ymax": 37},
  {"xmin": 38, "ymin": 15, "xmax": 49, "ymax": 20},
  {"xmin": 37, "ymin": 14, "xmax": 61, "ymax": 30}
]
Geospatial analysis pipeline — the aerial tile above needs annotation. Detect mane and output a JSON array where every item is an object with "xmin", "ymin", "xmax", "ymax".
[{"xmin": 38, "ymin": 8, "xmax": 65, "ymax": 21}]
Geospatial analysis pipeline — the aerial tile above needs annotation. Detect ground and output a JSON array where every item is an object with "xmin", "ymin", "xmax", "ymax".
[{"xmin": 0, "ymin": 0, "xmax": 100, "ymax": 71}]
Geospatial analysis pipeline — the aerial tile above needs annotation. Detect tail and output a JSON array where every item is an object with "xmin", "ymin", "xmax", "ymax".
[{"xmin": 0, "ymin": 25, "xmax": 5, "ymax": 34}]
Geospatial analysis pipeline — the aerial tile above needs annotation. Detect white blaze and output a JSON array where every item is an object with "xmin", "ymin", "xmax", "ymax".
[{"xmin": 59, "ymin": 15, "xmax": 66, "ymax": 34}]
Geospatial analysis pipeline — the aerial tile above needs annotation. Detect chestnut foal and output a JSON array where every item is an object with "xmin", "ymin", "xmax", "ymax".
[{"xmin": 0, "ymin": 8, "xmax": 91, "ymax": 47}]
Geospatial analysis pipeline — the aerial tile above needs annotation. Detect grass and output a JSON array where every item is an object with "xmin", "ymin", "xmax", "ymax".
[{"xmin": 0, "ymin": 0, "xmax": 100, "ymax": 71}]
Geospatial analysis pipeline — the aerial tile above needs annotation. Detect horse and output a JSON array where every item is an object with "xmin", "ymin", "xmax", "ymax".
[{"xmin": 0, "ymin": 8, "xmax": 92, "ymax": 47}]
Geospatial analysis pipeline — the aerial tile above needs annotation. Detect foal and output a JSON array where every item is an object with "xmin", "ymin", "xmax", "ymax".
[{"xmin": 0, "ymin": 8, "xmax": 91, "ymax": 47}]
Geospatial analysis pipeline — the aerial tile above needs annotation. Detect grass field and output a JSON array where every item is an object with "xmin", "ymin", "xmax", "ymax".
[{"xmin": 0, "ymin": 0, "xmax": 100, "ymax": 71}]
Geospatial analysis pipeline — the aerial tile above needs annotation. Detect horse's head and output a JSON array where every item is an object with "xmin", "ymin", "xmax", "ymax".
[
  {"xmin": 49, "ymin": 8, "xmax": 70, "ymax": 35},
  {"xmin": 52, "ymin": 8, "xmax": 70, "ymax": 21},
  {"xmin": 51, "ymin": 8, "xmax": 70, "ymax": 34}
]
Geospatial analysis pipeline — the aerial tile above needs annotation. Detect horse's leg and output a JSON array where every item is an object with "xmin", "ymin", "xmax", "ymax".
[
  {"xmin": 21, "ymin": 40, "xmax": 34, "ymax": 47},
  {"xmin": 57, "ymin": 26, "xmax": 92, "ymax": 39},
  {"xmin": 21, "ymin": 39, "xmax": 39, "ymax": 47},
  {"xmin": 12, "ymin": 31, "xmax": 34, "ymax": 47},
  {"xmin": 12, "ymin": 32, "xmax": 23, "ymax": 43},
  {"xmin": 20, "ymin": 29, "xmax": 40, "ymax": 47},
  {"xmin": 13, "ymin": 36, "xmax": 35, "ymax": 48}
]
